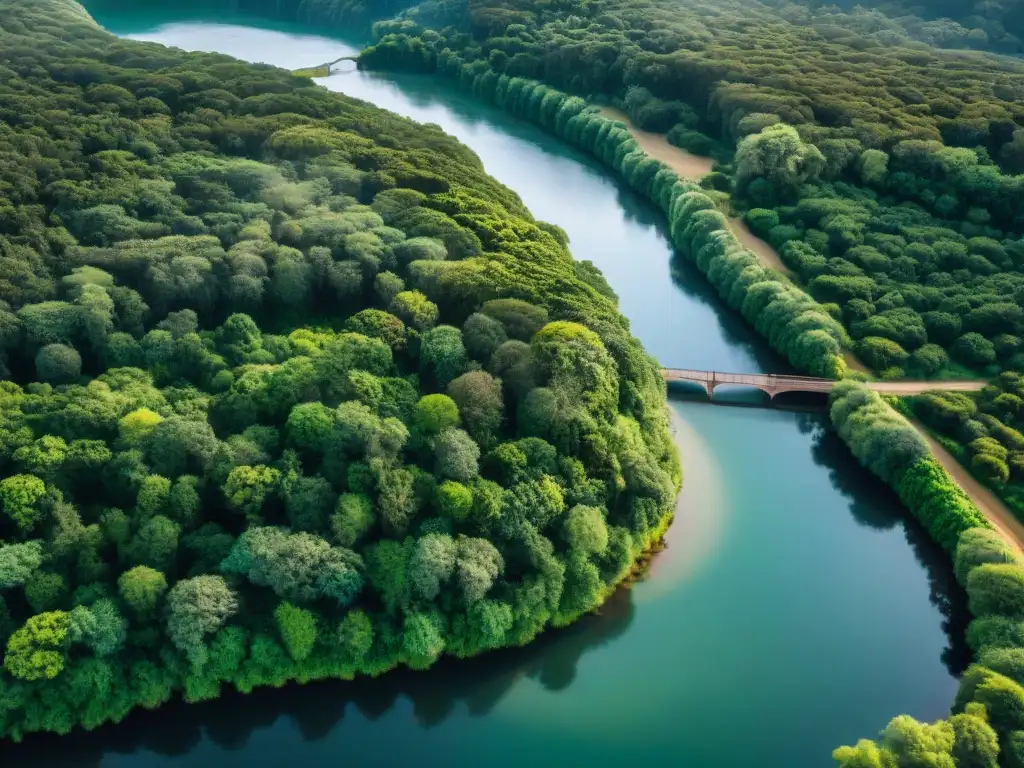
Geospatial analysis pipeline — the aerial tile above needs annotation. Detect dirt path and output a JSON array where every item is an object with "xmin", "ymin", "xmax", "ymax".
[
  {"xmin": 867, "ymin": 380, "xmax": 987, "ymax": 395},
  {"xmin": 728, "ymin": 217, "xmax": 794, "ymax": 277},
  {"xmin": 598, "ymin": 107, "xmax": 714, "ymax": 180},
  {"xmin": 911, "ymin": 419, "xmax": 1024, "ymax": 550},
  {"xmin": 598, "ymin": 106, "xmax": 795, "ymax": 279}
]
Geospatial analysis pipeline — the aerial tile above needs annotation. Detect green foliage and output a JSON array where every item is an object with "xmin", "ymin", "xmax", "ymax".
[
  {"xmin": 564, "ymin": 505, "xmax": 609, "ymax": 555},
  {"xmin": 913, "ymin": 374, "xmax": 1024, "ymax": 518},
  {"xmin": 833, "ymin": 739, "xmax": 897, "ymax": 767},
  {"xmin": 0, "ymin": 0, "xmax": 681, "ymax": 740},
  {"xmin": 735, "ymin": 124, "xmax": 825, "ymax": 197},
  {"xmin": 0, "ymin": 541, "xmax": 45, "ymax": 589},
  {"xmin": 436, "ymin": 480, "xmax": 473, "ymax": 521},
  {"xmin": 73, "ymin": 599, "xmax": 127, "ymax": 656},
  {"xmin": 330, "ymin": 493, "xmax": 375, "ymax": 548},
  {"xmin": 408, "ymin": 533, "xmax": 457, "ymax": 600},
  {"xmin": 968, "ymin": 616, "xmax": 1024, "ymax": 655},
  {"xmin": 413, "ymin": 392, "xmax": 461, "ymax": 434},
  {"xmin": 0, "ymin": 474, "xmax": 47, "ymax": 533},
  {"xmin": 35, "ymin": 344, "xmax": 82, "ymax": 384},
  {"xmin": 447, "ymin": 371, "xmax": 503, "ymax": 447},
  {"xmin": 224, "ymin": 465, "xmax": 281, "ymax": 521},
  {"xmin": 420, "ymin": 325, "xmax": 468, "ymax": 387},
  {"xmin": 956, "ymin": 528, "xmax": 1021, "ymax": 586},
  {"xmin": 25, "ymin": 572, "xmax": 67, "ymax": 613},
  {"xmin": 221, "ymin": 527, "xmax": 364, "ymax": 606},
  {"xmin": 166, "ymin": 576, "xmax": 239, "ymax": 666},
  {"xmin": 4, "ymin": 611, "xmax": 71, "ymax": 681},
  {"xmin": 968, "ymin": 564, "xmax": 1024, "ymax": 619},
  {"xmin": 950, "ymin": 711, "xmax": 1000, "ymax": 768},
  {"xmin": 118, "ymin": 566, "xmax": 168, "ymax": 617},
  {"xmin": 434, "ymin": 428, "xmax": 481, "ymax": 481},
  {"xmin": 462, "ymin": 312, "xmax": 507, "ymax": 362},
  {"xmin": 829, "ymin": 382, "xmax": 928, "ymax": 485},
  {"xmin": 274, "ymin": 602, "xmax": 318, "ymax": 661}
]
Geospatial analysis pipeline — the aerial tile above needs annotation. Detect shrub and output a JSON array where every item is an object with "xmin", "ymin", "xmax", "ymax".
[
  {"xmin": 968, "ymin": 564, "xmax": 1024, "ymax": 619},
  {"xmin": 956, "ymin": 528, "xmax": 1021, "ymax": 585},
  {"xmin": 35, "ymin": 343, "xmax": 81, "ymax": 383}
]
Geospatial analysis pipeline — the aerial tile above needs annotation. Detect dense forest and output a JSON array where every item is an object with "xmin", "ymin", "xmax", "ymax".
[
  {"xmin": 351, "ymin": 0, "xmax": 1024, "ymax": 379},
  {"xmin": 14, "ymin": 0, "xmax": 1024, "ymax": 760},
  {"xmin": 337, "ymin": 0, "xmax": 1024, "ymax": 760},
  {"xmin": 912, "ymin": 375, "xmax": 1024, "ymax": 517},
  {"xmin": 0, "ymin": 0, "xmax": 680, "ymax": 739},
  {"xmin": 778, "ymin": 0, "xmax": 1024, "ymax": 55}
]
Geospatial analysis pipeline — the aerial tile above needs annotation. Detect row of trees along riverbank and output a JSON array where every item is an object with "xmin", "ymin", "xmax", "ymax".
[
  {"xmin": 830, "ymin": 380, "xmax": 1024, "ymax": 766},
  {"xmin": 0, "ymin": 0, "xmax": 680, "ymax": 740},
  {"xmin": 359, "ymin": 10, "xmax": 1024, "ymax": 383},
  {"xmin": 356, "ymin": 47, "xmax": 852, "ymax": 379},
  {"xmin": 355, "ymin": 38, "xmax": 1024, "ymax": 767}
]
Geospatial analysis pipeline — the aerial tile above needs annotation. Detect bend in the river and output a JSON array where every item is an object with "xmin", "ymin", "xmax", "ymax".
[{"xmin": 3, "ymin": 12, "xmax": 971, "ymax": 767}]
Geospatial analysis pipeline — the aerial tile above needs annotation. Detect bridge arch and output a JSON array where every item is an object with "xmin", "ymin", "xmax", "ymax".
[
  {"xmin": 659, "ymin": 368, "xmax": 984, "ymax": 406},
  {"xmin": 661, "ymin": 369, "xmax": 835, "ymax": 401}
]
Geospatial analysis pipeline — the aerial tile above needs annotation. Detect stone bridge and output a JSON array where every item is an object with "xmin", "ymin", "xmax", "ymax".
[
  {"xmin": 297, "ymin": 55, "xmax": 358, "ymax": 75},
  {"xmin": 660, "ymin": 369, "xmax": 986, "ymax": 401}
]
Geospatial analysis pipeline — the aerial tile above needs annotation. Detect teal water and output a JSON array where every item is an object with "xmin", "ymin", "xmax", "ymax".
[{"xmin": 6, "ymin": 14, "xmax": 969, "ymax": 767}]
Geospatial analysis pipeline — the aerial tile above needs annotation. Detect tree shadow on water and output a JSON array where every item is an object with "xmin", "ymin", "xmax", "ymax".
[
  {"xmin": 805, "ymin": 412, "xmax": 972, "ymax": 677},
  {"xmin": 1, "ymin": 592, "xmax": 636, "ymax": 767},
  {"xmin": 666, "ymin": 255, "xmax": 795, "ymax": 375}
]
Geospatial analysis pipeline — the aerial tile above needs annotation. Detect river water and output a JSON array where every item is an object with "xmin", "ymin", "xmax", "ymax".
[{"xmin": 6, "ymin": 10, "xmax": 969, "ymax": 767}]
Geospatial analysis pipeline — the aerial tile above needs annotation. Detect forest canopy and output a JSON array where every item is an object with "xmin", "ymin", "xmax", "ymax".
[
  {"xmin": 352, "ymin": 0, "xmax": 1024, "ymax": 378},
  {"xmin": 0, "ymin": 0, "xmax": 679, "ymax": 740}
]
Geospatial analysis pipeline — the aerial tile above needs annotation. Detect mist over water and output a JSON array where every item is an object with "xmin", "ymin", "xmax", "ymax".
[{"xmin": 5, "ymin": 12, "xmax": 968, "ymax": 766}]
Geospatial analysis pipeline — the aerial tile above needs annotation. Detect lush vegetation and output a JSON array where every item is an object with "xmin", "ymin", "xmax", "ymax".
[
  {"xmin": 0, "ymin": 0, "xmax": 680, "ymax": 740},
  {"xmin": 830, "ymin": 381, "xmax": 988, "ymax": 553},
  {"xmin": 778, "ymin": 0, "xmax": 1024, "ymax": 55},
  {"xmin": 358, "ymin": 53, "xmax": 852, "ymax": 377},
  {"xmin": 827, "ymin": 382, "xmax": 1024, "ymax": 766},
  {"xmin": 912, "ymin": 375, "xmax": 1024, "ymax": 519},
  {"xmin": 352, "ymin": 0, "xmax": 1024, "ymax": 379}
]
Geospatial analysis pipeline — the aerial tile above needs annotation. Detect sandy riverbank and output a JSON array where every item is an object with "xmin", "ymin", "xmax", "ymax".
[
  {"xmin": 597, "ymin": 106, "xmax": 794, "ymax": 278},
  {"xmin": 636, "ymin": 406, "xmax": 726, "ymax": 602}
]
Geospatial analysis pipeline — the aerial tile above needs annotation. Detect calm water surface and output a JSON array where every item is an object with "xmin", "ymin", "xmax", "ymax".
[{"xmin": 7, "ymin": 12, "xmax": 969, "ymax": 766}]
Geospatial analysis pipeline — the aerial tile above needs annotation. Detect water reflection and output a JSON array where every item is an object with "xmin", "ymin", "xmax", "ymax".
[
  {"xmin": 4, "ymin": 593, "xmax": 635, "ymax": 767},
  {"xmin": 807, "ymin": 412, "xmax": 971, "ymax": 676},
  {"xmin": 667, "ymin": 255, "xmax": 796, "ymax": 375}
]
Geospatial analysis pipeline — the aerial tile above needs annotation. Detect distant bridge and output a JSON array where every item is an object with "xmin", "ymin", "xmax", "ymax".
[
  {"xmin": 660, "ymin": 369, "xmax": 986, "ymax": 401},
  {"xmin": 295, "ymin": 55, "xmax": 358, "ymax": 75}
]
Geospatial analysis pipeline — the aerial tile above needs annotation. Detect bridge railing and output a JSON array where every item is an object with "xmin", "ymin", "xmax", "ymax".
[{"xmin": 660, "ymin": 369, "xmax": 834, "ymax": 385}]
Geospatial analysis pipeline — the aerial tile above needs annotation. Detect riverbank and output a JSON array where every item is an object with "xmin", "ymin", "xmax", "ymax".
[
  {"xmin": 5, "ymin": 13, "xmax": 967, "ymax": 765},
  {"xmin": 597, "ymin": 106, "xmax": 795, "ymax": 279},
  {"xmin": 912, "ymin": 418, "xmax": 1024, "ymax": 550},
  {"xmin": 636, "ymin": 406, "xmax": 726, "ymax": 602}
]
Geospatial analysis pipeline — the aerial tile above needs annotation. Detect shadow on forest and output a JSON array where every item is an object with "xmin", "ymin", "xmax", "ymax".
[{"xmin": 1, "ymin": 591, "xmax": 636, "ymax": 767}]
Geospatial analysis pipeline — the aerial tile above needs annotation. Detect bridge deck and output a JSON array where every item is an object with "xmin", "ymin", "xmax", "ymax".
[{"xmin": 660, "ymin": 368, "xmax": 984, "ymax": 399}]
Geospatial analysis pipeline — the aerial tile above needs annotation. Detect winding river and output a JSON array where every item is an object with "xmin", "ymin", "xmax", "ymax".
[{"xmin": 4, "ymin": 11, "xmax": 970, "ymax": 767}]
